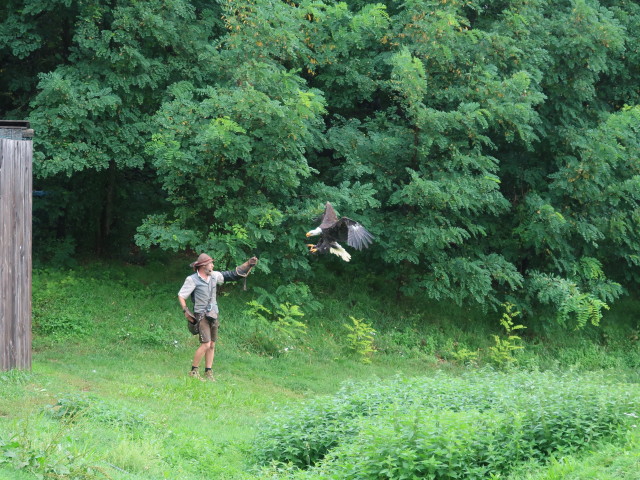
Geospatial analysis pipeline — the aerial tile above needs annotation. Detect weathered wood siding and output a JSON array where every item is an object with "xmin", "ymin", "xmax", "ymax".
[{"xmin": 0, "ymin": 138, "xmax": 32, "ymax": 371}]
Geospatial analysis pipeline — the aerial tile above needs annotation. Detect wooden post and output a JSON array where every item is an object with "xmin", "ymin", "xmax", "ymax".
[{"xmin": 0, "ymin": 121, "xmax": 33, "ymax": 371}]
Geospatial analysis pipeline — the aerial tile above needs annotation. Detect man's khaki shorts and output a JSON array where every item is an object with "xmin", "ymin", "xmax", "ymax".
[{"xmin": 198, "ymin": 315, "xmax": 219, "ymax": 343}]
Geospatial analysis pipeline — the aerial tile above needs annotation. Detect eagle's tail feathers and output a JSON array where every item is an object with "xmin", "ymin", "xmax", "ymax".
[{"xmin": 330, "ymin": 243, "xmax": 351, "ymax": 262}]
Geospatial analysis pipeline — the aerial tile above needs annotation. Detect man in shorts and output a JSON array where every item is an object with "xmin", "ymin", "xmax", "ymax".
[{"xmin": 178, "ymin": 253, "xmax": 257, "ymax": 381}]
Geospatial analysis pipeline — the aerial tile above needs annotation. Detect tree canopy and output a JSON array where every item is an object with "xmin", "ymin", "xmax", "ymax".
[{"xmin": 2, "ymin": 0, "xmax": 639, "ymax": 326}]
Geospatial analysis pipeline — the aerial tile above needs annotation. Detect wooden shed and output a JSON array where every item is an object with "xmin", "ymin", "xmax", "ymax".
[{"xmin": 0, "ymin": 120, "xmax": 33, "ymax": 371}]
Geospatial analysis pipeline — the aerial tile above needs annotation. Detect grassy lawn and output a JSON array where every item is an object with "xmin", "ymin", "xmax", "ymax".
[{"xmin": 1, "ymin": 334, "xmax": 434, "ymax": 479}]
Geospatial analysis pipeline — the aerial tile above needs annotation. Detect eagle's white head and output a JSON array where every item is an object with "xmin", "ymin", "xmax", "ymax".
[{"xmin": 305, "ymin": 227, "xmax": 322, "ymax": 237}]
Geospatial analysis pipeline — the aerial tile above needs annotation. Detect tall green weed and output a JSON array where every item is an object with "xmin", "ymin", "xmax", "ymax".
[
  {"xmin": 343, "ymin": 316, "xmax": 376, "ymax": 363},
  {"xmin": 489, "ymin": 303, "xmax": 526, "ymax": 367},
  {"xmin": 0, "ymin": 412, "xmax": 99, "ymax": 479}
]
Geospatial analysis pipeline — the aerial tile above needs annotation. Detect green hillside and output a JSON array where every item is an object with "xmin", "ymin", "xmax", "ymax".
[{"xmin": 1, "ymin": 260, "xmax": 638, "ymax": 479}]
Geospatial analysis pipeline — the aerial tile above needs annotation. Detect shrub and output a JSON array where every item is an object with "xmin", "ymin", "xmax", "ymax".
[
  {"xmin": 319, "ymin": 383, "xmax": 637, "ymax": 480},
  {"xmin": 252, "ymin": 371, "xmax": 640, "ymax": 478},
  {"xmin": 253, "ymin": 372, "xmax": 502, "ymax": 468},
  {"xmin": 253, "ymin": 283, "xmax": 322, "ymax": 315},
  {"xmin": 240, "ymin": 300, "xmax": 307, "ymax": 356}
]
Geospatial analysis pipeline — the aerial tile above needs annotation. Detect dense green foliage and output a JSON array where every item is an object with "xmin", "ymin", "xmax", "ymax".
[
  {"xmin": 253, "ymin": 371, "xmax": 639, "ymax": 478},
  {"xmin": 2, "ymin": 0, "xmax": 640, "ymax": 324},
  {"xmin": 512, "ymin": 427, "xmax": 640, "ymax": 480}
]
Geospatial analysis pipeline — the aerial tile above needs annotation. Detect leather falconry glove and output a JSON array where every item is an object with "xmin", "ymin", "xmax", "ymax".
[
  {"xmin": 237, "ymin": 256, "xmax": 258, "ymax": 291},
  {"xmin": 220, "ymin": 257, "xmax": 258, "ymax": 289},
  {"xmin": 236, "ymin": 256, "xmax": 258, "ymax": 277}
]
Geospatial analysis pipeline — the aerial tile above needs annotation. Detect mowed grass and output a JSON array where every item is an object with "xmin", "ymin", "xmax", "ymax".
[{"xmin": 1, "ymin": 258, "xmax": 639, "ymax": 479}]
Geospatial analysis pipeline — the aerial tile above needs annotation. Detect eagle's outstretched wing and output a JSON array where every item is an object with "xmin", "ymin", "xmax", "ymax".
[{"xmin": 331, "ymin": 217, "xmax": 374, "ymax": 250}]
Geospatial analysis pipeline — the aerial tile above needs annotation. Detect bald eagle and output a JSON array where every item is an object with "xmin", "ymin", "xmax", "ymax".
[{"xmin": 306, "ymin": 202, "xmax": 374, "ymax": 262}]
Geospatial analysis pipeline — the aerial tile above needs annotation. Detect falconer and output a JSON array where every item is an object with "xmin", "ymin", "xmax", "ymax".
[{"xmin": 178, "ymin": 253, "xmax": 258, "ymax": 381}]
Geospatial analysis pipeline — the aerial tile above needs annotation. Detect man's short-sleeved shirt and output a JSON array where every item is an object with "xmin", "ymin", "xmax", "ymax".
[{"xmin": 178, "ymin": 271, "xmax": 225, "ymax": 314}]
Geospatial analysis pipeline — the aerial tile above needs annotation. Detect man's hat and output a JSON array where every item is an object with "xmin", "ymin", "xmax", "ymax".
[{"xmin": 190, "ymin": 253, "xmax": 213, "ymax": 270}]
